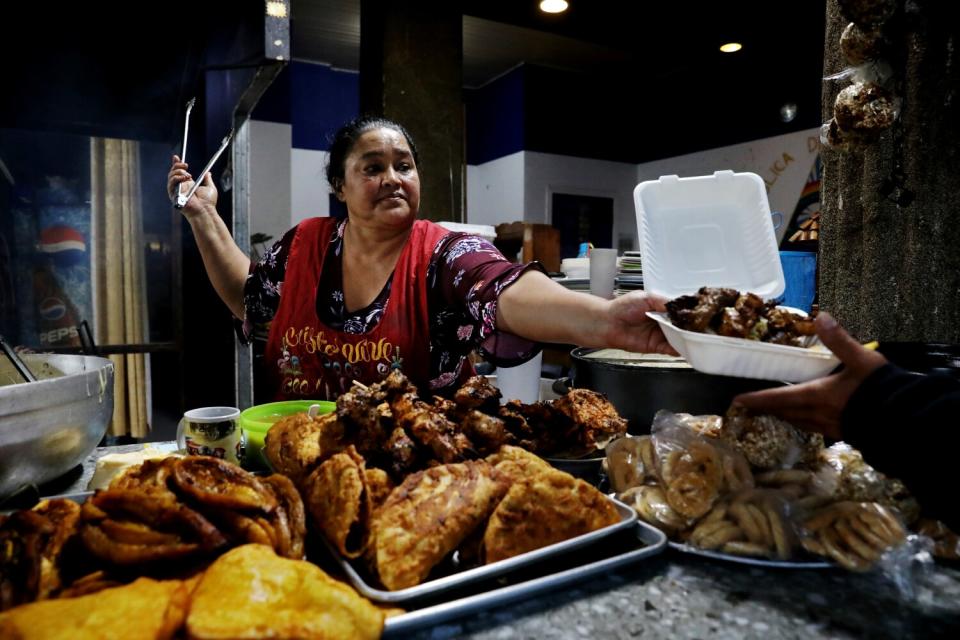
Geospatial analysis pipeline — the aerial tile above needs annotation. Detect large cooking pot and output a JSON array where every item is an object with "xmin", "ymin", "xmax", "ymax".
[
  {"xmin": 564, "ymin": 348, "xmax": 784, "ymax": 434},
  {"xmin": 0, "ymin": 354, "xmax": 114, "ymax": 498},
  {"xmin": 877, "ymin": 342, "xmax": 960, "ymax": 379}
]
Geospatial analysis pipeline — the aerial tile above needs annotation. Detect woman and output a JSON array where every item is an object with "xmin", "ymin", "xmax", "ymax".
[{"xmin": 168, "ymin": 116, "xmax": 673, "ymax": 400}]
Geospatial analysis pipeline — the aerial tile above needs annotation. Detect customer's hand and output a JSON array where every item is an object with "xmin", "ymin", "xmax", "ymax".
[
  {"xmin": 732, "ymin": 312, "xmax": 887, "ymax": 439},
  {"xmin": 603, "ymin": 291, "xmax": 678, "ymax": 356},
  {"xmin": 167, "ymin": 154, "xmax": 218, "ymax": 220}
]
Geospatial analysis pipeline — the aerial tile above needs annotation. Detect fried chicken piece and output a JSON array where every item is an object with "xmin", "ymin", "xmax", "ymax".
[
  {"xmin": 369, "ymin": 461, "xmax": 508, "ymax": 590},
  {"xmin": 721, "ymin": 406, "xmax": 824, "ymax": 470},
  {"xmin": 553, "ymin": 389, "xmax": 628, "ymax": 453},
  {"xmin": 264, "ymin": 411, "xmax": 344, "ymax": 484},
  {"xmin": 172, "ymin": 456, "xmax": 277, "ymax": 513},
  {"xmin": 482, "ymin": 466, "xmax": 621, "ymax": 563},
  {"xmin": 454, "ymin": 375, "xmax": 502, "ymax": 413},
  {"xmin": 384, "ymin": 425, "xmax": 420, "ymax": 478},
  {"xmin": 496, "ymin": 402, "xmax": 538, "ymax": 451},
  {"xmin": 186, "ymin": 544, "xmax": 384, "ymax": 640},
  {"xmin": 0, "ymin": 576, "xmax": 192, "ymax": 640},
  {"xmin": 57, "ymin": 571, "xmax": 126, "ymax": 599},
  {"xmin": 263, "ymin": 474, "xmax": 307, "ymax": 560},
  {"xmin": 461, "ymin": 410, "xmax": 512, "ymax": 455},
  {"xmin": 666, "ymin": 287, "xmax": 739, "ymax": 332},
  {"xmin": 391, "ymin": 392, "xmax": 475, "ymax": 463}
]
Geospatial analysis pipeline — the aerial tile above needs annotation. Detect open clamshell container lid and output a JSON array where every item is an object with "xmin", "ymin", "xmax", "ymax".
[
  {"xmin": 634, "ymin": 171, "xmax": 785, "ymax": 300},
  {"xmin": 633, "ymin": 171, "xmax": 838, "ymax": 382}
]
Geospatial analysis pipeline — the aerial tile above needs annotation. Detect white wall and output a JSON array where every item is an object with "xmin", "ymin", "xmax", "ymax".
[
  {"xmin": 465, "ymin": 151, "xmax": 525, "ymax": 226},
  {"xmin": 523, "ymin": 151, "xmax": 639, "ymax": 252},
  {"xmin": 635, "ymin": 128, "xmax": 820, "ymax": 244},
  {"xmin": 291, "ymin": 148, "xmax": 330, "ymax": 224},
  {"xmin": 249, "ymin": 120, "xmax": 293, "ymax": 243}
]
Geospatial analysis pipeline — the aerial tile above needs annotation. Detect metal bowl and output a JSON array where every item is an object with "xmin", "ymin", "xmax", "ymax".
[{"xmin": 0, "ymin": 354, "xmax": 114, "ymax": 498}]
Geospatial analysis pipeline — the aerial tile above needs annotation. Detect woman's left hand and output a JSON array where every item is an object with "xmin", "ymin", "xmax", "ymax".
[{"xmin": 602, "ymin": 291, "xmax": 678, "ymax": 355}]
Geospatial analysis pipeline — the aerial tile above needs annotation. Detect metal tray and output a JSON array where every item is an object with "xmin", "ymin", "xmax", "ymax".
[
  {"xmin": 383, "ymin": 520, "xmax": 667, "ymax": 636},
  {"xmin": 328, "ymin": 494, "xmax": 638, "ymax": 603},
  {"xmin": 668, "ymin": 541, "xmax": 834, "ymax": 569}
]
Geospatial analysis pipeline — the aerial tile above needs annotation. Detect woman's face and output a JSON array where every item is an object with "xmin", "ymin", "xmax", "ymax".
[{"xmin": 337, "ymin": 127, "xmax": 420, "ymax": 228}]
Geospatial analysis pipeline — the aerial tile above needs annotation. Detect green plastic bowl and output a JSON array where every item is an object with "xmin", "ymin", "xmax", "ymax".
[{"xmin": 239, "ymin": 400, "xmax": 335, "ymax": 469}]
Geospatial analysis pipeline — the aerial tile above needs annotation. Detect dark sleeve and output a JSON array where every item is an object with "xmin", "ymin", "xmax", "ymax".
[
  {"xmin": 430, "ymin": 233, "xmax": 546, "ymax": 366},
  {"xmin": 841, "ymin": 363, "xmax": 960, "ymax": 529},
  {"xmin": 233, "ymin": 225, "xmax": 297, "ymax": 344}
]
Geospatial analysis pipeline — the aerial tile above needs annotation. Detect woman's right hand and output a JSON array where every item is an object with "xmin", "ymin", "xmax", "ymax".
[{"xmin": 168, "ymin": 154, "xmax": 218, "ymax": 220}]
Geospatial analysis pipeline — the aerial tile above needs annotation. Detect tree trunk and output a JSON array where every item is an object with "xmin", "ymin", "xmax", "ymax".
[{"xmin": 819, "ymin": 0, "xmax": 960, "ymax": 342}]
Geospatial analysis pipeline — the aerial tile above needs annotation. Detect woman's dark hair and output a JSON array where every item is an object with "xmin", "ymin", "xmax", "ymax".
[{"xmin": 325, "ymin": 116, "xmax": 419, "ymax": 195}]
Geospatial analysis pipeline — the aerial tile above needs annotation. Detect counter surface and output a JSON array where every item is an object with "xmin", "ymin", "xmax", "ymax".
[{"xmin": 66, "ymin": 446, "xmax": 960, "ymax": 639}]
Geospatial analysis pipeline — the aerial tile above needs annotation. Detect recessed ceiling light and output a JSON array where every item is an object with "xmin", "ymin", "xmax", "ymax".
[
  {"xmin": 540, "ymin": 0, "xmax": 569, "ymax": 14},
  {"xmin": 719, "ymin": 42, "xmax": 743, "ymax": 53},
  {"xmin": 780, "ymin": 103, "xmax": 798, "ymax": 123}
]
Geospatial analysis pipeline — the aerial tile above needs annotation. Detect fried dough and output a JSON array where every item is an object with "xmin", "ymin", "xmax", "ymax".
[
  {"xmin": 370, "ymin": 461, "xmax": 508, "ymax": 590},
  {"xmin": 186, "ymin": 544, "xmax": 383, "ymax": 640},
  {"xmin": 264, "ymin": 412, "xmax": 343, "ymax": 484},
  {"xmin": 482, "ymin": 467, "xmax": 620, "ymax": 563},
  {"xmin": 172, "ymin": 457, "xmax": 277, "ymax": 513},
  {"xmin": 0, "ymin": 577, "xmax": 190, "ymax": 640}
]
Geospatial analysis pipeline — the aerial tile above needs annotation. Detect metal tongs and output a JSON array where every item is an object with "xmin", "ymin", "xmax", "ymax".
[
  {"xmin": 174, "ymin": 98, "xmax": 234, "ymax": 209},
  {"xmin": 0, "ymin": 333, "xmax": 36, "ymax": 383}
]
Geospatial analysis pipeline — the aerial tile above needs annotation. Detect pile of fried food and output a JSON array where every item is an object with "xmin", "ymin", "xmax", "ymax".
[
  {"xmin": 607, "ymin": 407, "xmax": 959, "ymax": 570},
  {"xmin": 666, "ymin": 286, "xmax": 816, "ymax": 347},
  {"xmin": 274, "ymin": 369, "xmax": 625, "ymax": 483},
  {"xmin": 0, "ymin": 456, "xmax": 306, "ymax": 610},
  {"xmin": 0, "ymin": 544, "xmax": 386, "ymax": 639},
  {"xmin": 264, "ymin": 370, "xmax": 626, "ymax": 590},
  {"xmin": 0, "ymin": 457, "xmax": 392, "ymax": 638}
]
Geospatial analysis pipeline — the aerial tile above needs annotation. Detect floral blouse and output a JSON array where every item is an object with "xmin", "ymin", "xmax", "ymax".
[{"xmin": 240, "ymin": 219, "xmax": 544, "ymax": 391}]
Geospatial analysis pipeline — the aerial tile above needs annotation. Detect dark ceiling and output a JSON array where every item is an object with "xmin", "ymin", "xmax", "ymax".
[{"xmin": 0, "ymin": 0, "xmax": 828, "ymax": 161}]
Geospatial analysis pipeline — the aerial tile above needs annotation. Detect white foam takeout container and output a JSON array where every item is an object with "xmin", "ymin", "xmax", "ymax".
[{"xmin": 634, "ymin": 171, "xmax": 839, "ymax": 382}]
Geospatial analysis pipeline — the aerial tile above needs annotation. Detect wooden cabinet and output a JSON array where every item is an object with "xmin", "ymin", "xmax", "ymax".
[{"xmin": 494, "ymin": 222, "xmax": 561, "ymax": 273}]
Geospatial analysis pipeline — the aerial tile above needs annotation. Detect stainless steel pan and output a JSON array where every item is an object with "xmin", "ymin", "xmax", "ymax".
[{"xmin": 0, "ymin": 354, "xmax": 114, "ymax": 498}]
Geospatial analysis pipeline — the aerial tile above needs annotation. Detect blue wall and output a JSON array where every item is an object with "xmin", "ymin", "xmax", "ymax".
[
  {"xmin": 253, "ymin": 61, "xmax": 359, "ymax": 151},
  {"xmin": 465, "ymin": 67, "xmax": 526, "ymax": 165}
]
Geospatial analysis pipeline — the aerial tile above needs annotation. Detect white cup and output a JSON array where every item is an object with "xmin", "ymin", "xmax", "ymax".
[
  {"xmin": 177, "ymin": 406, "xmax": 244, "ymax": 464},
  {"xmin": 589, "ymin": 248, "xmax": 618, "ymax": 299},
  {"xmin": 496, "ymin": 352, "xmax": 543, "ymax": 404}
]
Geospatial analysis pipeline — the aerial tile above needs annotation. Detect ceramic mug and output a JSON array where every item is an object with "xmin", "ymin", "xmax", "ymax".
[{"xmin": 177, "ymin": 406, "xmax": 244, "ymax": 464}]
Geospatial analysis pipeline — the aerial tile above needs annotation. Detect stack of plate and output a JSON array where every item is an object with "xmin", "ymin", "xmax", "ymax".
[{"xmin": 614, "ymin": 251, "xmax": 643, "ymax": 296}]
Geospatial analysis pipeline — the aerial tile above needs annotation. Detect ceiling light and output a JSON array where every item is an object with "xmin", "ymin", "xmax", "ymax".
[
  {"xmin": 719, "ymin": 42, "xmax": 742, "ymax": 53},
  {"xmin": 780, "ymin": 103, "xmax": 798, "ymax": 123},
  {"xmin": 266, "ymin": 2, "xmax": 287, "ymax": 18},
  {"xmin": 540, "ymin": 0, "xmax": 569, "ymax": 14}
]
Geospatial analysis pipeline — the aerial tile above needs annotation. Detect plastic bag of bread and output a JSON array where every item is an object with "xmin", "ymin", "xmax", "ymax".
[
  {"xmin": 649, "ymin": 411, "xmax": 755, "ymax": 520},
  {"xmin": 681, "ymin": 488, "xmax": 800, "ymax": 561},
  {"xmin": 604, "ymin": 436, "xmax": 658, "ymax": 494}
]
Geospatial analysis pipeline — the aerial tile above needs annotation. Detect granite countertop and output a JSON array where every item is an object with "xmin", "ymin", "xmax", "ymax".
[{"xmin": 64, "ymin": 445, "xmax": 960, "ymax": 639}]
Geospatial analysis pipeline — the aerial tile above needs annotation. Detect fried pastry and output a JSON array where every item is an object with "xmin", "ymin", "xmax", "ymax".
[
  {"xmin": 262, "ymin": 474, "xmax": 307, "ymax": 559},
  {"xmin": 370, "ymin": 461, "xmax": 508, "ymax": 590},
  {"xmin": 0, "ymin": 577, "xmax": 190, "ymax": 640},
  {"xmin": 172, "ymin": 457, "xmax": 277, "ymax": 513},
  {"xmin": 302, "ymin": 447, "xmax": 370, "ymax": 559},
  {"xmin": 186, "ymin": 544, "xmax": 384, "ymax": 640},
  {"xmin": 482, "ymin": 467, "xmax": 620, "ymax": 563},
  {"xmin": 485, "ymin": 445, "xmax": 553, "ymax": 485}
]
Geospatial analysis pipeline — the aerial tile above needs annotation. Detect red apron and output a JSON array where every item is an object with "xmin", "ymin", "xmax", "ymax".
[{"xmin": 264, "ymin": 217, "xmax": 457, "ymax": 401}]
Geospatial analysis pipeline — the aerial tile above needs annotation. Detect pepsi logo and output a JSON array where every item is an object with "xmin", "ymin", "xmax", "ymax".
[{"xmin": 39, "ymin": 297, "xmax": 66, "ymax": 321}]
